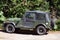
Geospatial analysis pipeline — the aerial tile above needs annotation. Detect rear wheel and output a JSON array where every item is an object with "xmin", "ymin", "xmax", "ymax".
[
  {"xmin": 5, "ymin": 24, "xmax": 15, "ymax": 33},
  {"xmin": 35, "ymin": 26, "xmax": 47, "ymax": 35}
]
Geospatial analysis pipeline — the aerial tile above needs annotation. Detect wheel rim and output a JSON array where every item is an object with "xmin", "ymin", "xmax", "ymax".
[
  {"xmin": 6, "ymin": 24, "xmax": 15, "ymax": 33},
  {"xmin": 39, "ymin": 28, "xmax": 44, "ymax": 33},
  {"xmin": 8, "ymin": 26, "xmax": 13, "ymax": 31}
]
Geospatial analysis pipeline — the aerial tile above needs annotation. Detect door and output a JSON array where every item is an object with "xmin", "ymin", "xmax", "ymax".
[{"xmin": 22, "ymin": 12, "xmax": 35, "ymax": 28}]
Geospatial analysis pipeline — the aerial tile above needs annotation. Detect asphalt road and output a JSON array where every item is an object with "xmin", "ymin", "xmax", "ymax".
[{"xmin": 0, "ymin": 30, "xmax": 60, "ymax": 40}]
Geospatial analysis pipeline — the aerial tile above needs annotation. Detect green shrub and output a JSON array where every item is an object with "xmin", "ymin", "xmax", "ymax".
[
  {"xmin": 56, "ymin": 19, "xmax": 60, "ymax": 30},
  {"xmin": 56, "ymin": 19, "xmax": 60, "ymax": 25},
  {"xmin": 0, "ymin": 11, "xmax": 6, "ymax": 22}
]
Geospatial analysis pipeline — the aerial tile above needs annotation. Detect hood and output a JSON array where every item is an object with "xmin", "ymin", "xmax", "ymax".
[
  {"xmin": 5, "ymin": 18, "xmax": 21, "ymax": 24},
  {"xmin": 7, "ymin": 18, "xmax": 21, "ymax": 21}
]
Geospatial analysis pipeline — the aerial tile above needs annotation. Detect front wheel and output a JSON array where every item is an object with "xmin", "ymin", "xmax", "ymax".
[
  {"xmin": 36, "ymin": 26, "xmax": 47, "ymax": 35},
  {"xmin": 5, "ymin": 24, "xmax": 15, "ymax": 33}
]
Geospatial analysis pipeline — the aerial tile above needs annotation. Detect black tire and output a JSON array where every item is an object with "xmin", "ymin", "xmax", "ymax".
[
  {"xmin": 5, "ymin": 24, "xmax": 15, "ymax": 33},
  {"xmin": 36, "ymin": 26, "xmax": 47, "ymax": 35}
]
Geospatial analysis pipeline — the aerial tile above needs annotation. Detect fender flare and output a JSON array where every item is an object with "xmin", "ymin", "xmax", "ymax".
[
  {"xmin": 3, "ymin": 22, "xmax": 15, "ymax": 27},
  {"xmin": 35, "ymin": 23, "xmax": 47, "ymax": 28}
]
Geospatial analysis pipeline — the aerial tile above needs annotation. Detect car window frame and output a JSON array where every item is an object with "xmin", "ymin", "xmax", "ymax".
[
  {"xmin": 35, "ymin": 13, "xmax": 46, "ymax": 20},
  {"xmin": 25, "ymin": 12, "xmax": 36, "ymax": 22}
]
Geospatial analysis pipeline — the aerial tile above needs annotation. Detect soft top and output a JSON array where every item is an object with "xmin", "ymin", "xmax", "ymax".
[{"xmin": 26, "ymin": 10, "xmax": 49, "ymax": 14}]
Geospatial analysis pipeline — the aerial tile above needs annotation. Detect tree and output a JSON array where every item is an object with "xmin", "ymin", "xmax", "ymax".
[
  {"xmin": 46, "ymin": 0, "xmax": 60, "ymax": 18},
  {"xmin": 5, "ymin": 0, "xmax": 49, "ymax": 18},
  {"xmin": 0, "ymin": 0, "xmax": 60, "ymax": 18}
]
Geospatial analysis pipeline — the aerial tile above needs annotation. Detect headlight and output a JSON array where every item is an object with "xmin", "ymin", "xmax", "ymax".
[{"xmin": 46, "ymin": 22, "xmax": 49, "ymax": 25}]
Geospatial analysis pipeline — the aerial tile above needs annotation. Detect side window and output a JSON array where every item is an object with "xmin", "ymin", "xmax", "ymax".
[
  {"xmin": 36, "ymin": 13, "xmax": 45, "ymax": 20},
  {"xmin": 25, "ymin": 12, "xmax": 35, "ymax": 22}
]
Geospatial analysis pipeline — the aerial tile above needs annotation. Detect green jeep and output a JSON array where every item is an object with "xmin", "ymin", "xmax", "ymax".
[{"xmin": 3, "ymin": 11, "xmax": 51, "ymax": 35}]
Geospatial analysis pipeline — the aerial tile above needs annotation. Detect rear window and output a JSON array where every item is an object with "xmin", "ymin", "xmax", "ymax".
[{"xmin": 36, "ymin": 13, "xmax": 45, "ymax": 20}]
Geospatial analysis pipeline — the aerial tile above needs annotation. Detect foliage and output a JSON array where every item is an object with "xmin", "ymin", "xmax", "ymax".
[
  {"xmin": 0, "ymin": 0, "xmax": 50, "ymax": 18},
  {"xmin": 47, "ymin": 0, "xmax": 60, "ymax": 17},
  {"xmin": 56, "ymin": 19, "xmax": 60, "ymax": 30},
  {"xmin": 0, "ymin": 0, "xmax": 60, "ymax": 18},
  {"xmin": 56, "ymin": 19, "xmax": 60, "ymax": 25},
  {"xmin": 0, "ymin": 11, "xmax": 6, "ymax": 23}
]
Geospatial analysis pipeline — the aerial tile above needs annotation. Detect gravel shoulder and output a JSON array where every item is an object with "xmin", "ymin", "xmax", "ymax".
[{"xmin": 0, "ymin": 30, "xmax": 60, "ymax": 40}]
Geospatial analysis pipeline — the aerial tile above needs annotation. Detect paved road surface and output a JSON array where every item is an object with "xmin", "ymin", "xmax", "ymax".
[{"xmin": 0, "ymin": 30, "xmax": 60, "ymax": 40}]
